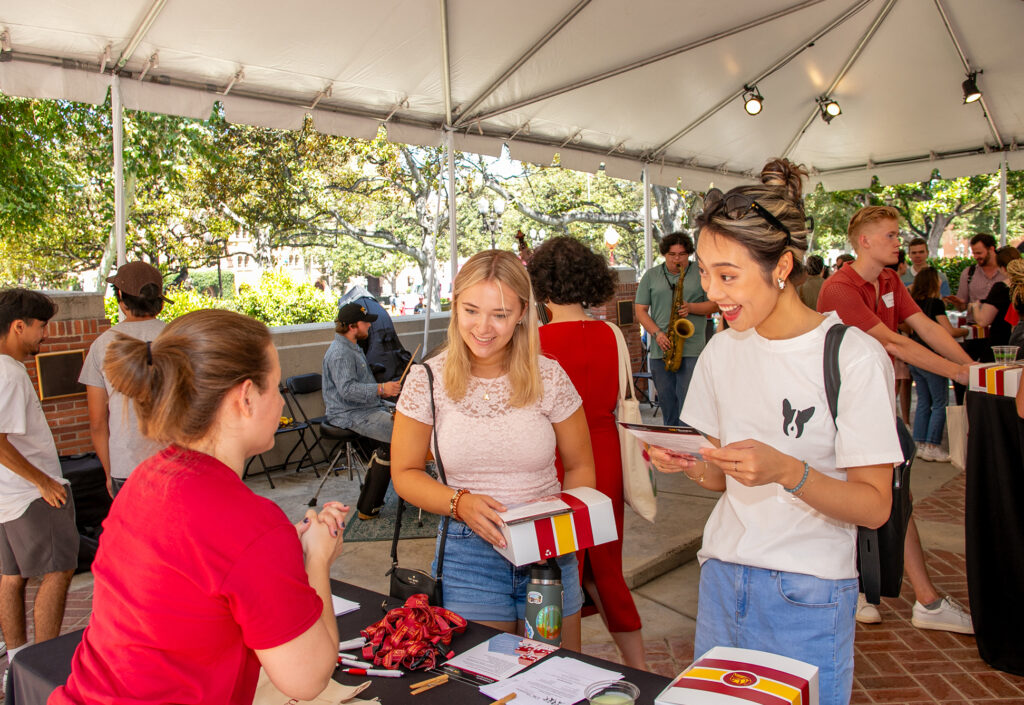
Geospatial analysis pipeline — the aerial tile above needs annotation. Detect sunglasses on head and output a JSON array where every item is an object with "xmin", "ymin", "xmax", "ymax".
[{"xmin": 702, "ymin": 188, "xmax": 793, "ymax": 245}]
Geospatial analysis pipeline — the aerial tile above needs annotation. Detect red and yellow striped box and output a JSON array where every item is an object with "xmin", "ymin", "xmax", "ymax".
[
  {"xmin": 969, "ymin": 363, "xmax": 1023, "ymax": 397},
  {"xmin": 952, "ymin": 315, "xmax": 991, "ymax": 340},
  {"xmin": 656, "ymin": 646, "xmax": 818, "ymax": 705},
  {"xmin": 494, "ymin": 487, "xmax": 616, "ymax": 567}
]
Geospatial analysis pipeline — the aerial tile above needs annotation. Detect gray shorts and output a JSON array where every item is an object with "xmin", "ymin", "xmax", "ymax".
[{"xmin": 0, "ymin": 496, "xmax": 79, "ymax": 577}]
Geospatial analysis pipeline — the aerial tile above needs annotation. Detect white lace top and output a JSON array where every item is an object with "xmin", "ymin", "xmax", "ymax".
[{"xmin": 396, "ymin": 351, "xmax": 582, "ymax": 505}]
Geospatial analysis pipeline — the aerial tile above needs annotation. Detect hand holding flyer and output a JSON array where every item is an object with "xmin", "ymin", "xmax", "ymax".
[{"xmin": 618, "ymin": 421, "xmax": 707, "ymax": 460}]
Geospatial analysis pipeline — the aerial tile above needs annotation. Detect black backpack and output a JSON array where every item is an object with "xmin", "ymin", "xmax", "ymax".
[{"xmin": 823, "ymin": 324, "xmax": 915, "ymax": 605}]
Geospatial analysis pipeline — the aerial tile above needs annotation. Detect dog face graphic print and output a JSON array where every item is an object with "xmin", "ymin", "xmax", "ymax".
[{"xmin": 782, "ymin": 399, "xmax": 814, "ymax": 438}]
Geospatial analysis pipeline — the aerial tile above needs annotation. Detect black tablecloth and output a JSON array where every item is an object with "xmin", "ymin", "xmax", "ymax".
[
  {"xmin": 965, "ymin": 391, "xmax": 1024, "ymax": 676},
  {"xmin": 7, "ymin": 580, "xmax": 670, "ymax": 704}
]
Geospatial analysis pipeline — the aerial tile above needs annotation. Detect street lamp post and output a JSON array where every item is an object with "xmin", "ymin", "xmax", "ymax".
[
  {"xmin": 477, "ymin": 196, "xmax": 505, "ymax": 249},
  {"xmin": 604, "ymin": 225, "xmax": 620, "ymax": 265}
]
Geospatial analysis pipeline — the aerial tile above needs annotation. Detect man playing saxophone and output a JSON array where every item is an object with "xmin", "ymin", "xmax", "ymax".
[{"xmin": 634, "ymin": 232, "xmax": 718, "ymax": 426}]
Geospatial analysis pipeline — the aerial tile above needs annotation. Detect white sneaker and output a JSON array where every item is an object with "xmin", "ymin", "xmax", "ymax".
[
  {"xmin": 856, "ymin": 593, "xmax": 882, "ymax": 624},
  {"xmin": 927, "ymin": 445, "xmax": 950, "ymax": 463},
  {"xmin": 916, "ymin": 443, "xmax": 936, "ymax": 462},
  {"xmin": 911, "ymin": 596, "xmax": 974, "ymax": 634}
]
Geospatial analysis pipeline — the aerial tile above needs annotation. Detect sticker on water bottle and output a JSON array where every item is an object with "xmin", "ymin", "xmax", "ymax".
[{"xmin": 527, "ymin": 591, "xmax": 543, "ymax": 604}]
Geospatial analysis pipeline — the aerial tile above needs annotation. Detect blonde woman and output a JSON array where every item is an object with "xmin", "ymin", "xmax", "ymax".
[{"xmin": 392, "ymin": 250, "xmax": 596, "ymax": 649}]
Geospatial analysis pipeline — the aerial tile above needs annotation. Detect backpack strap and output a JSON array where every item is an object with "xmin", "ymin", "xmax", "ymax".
[{"xmin": 822, "ymin": 324, "xmax": 883, "ymax": 604}]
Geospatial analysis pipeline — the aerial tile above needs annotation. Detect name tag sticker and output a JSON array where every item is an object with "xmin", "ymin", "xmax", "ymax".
[{"xmin": 882, "ymin": 292, "xmax": 895, "ymax": 308}]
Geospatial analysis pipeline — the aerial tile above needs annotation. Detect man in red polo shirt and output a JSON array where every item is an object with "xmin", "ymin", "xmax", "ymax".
[{"xmin": 817, "ymin": 205, "xmax": 974, "ymax": 635}]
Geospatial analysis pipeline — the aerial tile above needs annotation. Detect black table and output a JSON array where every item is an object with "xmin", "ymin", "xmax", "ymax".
[
  {"xmin": 965, "ymin": 391, "xmax": 1024, "ymax": 676},
  {"xmin": 7, "ymin": 580, "xmax": 670, "ymax": 704}
]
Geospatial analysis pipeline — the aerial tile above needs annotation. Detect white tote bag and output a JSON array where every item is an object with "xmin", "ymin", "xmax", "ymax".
[
  {"xmin": 947, "ymin": 404, "xmax": 968, "ymax": 471},
  {"xmin": 607, "ymin": 321, "xmax": 657, "ymax": 522}
]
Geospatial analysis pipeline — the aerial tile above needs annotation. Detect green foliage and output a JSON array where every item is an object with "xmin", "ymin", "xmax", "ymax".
[
  {"xmin": 933, "ymin": 256, "xmax": 974, "ymax": 295},
  {"xmin": 157, "ymin": 287, "xmax": 230, "ymax": 322},
  {"xmin": 232, "ymin": 270, "xmax": 336, "ymax": 326},
  {"xmin": 103, "ymin": 296, "xmax": 120, "ymax": 325},
  {"xmin": 189, "ymin": 270, "xmax": 235, "ymax": 297}
]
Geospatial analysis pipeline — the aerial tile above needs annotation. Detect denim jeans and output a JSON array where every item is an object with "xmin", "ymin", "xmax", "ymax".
[
  {"xmin": 909, "ymin": 365, "xmax": 948, "ymax": 445},
  {"xmin": 649, "ymin": 356, "xmax": 697, "ymax": 426},
  {"xmin": 432, "ymin": 520, "xmax": 583, "ymax": 622},
  {"xmin": 695, "ymin": 559, "xmax": 858, "ymax": 705},
  {"xmin": 345, "ymin": 408, "xmax": 395, "ymax": 445}
]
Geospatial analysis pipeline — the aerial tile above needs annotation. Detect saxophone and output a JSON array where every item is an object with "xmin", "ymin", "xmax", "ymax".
[{"xmin": 664, "ymin": 273, "xmax": 695, "ymax": 372}]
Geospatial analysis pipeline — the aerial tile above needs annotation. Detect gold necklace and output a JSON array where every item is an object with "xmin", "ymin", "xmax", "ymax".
[{"xmin": 478, "ymin": 376, "xmax": 501, "ymax": 401}]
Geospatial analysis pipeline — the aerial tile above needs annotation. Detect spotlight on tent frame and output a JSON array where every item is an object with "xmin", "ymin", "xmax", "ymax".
[
  {"xmin": 817, "ymin": 96, "xmax": 842, "ymax": 124},
  {"xmin": 742, "ymin": 85, "xmax": 764, "ymax": 115},
  {"xmin": 962, "ymin": 72, "xmax": 982, "ymax": 104}
]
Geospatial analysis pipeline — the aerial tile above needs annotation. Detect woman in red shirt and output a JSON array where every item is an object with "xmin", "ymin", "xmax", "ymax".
[{"xmin": 50, "ymin": 310, "xmax": 348, "ymax": 705}]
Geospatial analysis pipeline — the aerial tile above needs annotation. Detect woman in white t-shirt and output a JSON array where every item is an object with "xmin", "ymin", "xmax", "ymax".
[
  {"xmin": 392, "ymin": 250, "xmax": 596, "ymax": 649},
  {"xmin": 647, "ymin": 159, "xmax": 903, "ymax": 705}
]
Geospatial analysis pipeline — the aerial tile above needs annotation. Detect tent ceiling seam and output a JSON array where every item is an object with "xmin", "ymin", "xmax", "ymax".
[
  {"xmin": 781, "ymin": 0, "xmax": 898, "ymax": 160},
  {"xmin": 649, "ymin": 0, "xmax": 873, "ymax": 160},
  {"xmin": 462, "ymin": 0, "xmax": 828, "ymax": 126},
  {"xmin": 451, "ymin": 0, "xmax": 592, "ymax": 128},
  {"xmin": 931, "ymin": 0, "xmax": 1003, "ymax": 148}
]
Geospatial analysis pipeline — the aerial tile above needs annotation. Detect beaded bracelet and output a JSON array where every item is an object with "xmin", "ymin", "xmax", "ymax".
[
  {"xmin": 449, "ymin": 488, "xmax": 470, "ymax": 521},
  {"xmin": 784, "ymin": 460, "xmax": 810, "ymax": 495}
]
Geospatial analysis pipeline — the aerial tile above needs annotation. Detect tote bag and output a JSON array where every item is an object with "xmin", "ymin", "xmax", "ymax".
[
  {"xmin": 606, "ymin": 321, "xmax": 657, "ymax": 522},
  {"xmin": 947, "ymin": 404, "xmax": 968, "ymax": 471}
]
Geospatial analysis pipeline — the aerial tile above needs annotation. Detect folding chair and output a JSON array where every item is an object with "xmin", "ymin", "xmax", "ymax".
[
  {"xmin": 307, "ymin": 422, "xmax": 368, "ymax": 506},
  {"xmin": 284, "ymin": 373, "xmax": 331, "ymax": 469},
  {"xmin": 632, "ymin": 331, "xmax": 660, "ymax": 417},
  {"xmin": 242, "ymin": 384, "xmax": 317, "ymax": 488}
]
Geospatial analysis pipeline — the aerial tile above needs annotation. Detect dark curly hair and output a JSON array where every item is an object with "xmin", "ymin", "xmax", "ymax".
[{"xmin": 528, "ymin": 236, "xmax": 617, "ymax": 308}]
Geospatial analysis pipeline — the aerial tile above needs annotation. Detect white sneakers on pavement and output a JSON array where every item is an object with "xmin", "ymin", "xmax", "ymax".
[
  {"xmin": 855, "ymin": 593, "xmax": 881, "ymax": 624},
  {"xmin": 856, "ymin": 593, "xmax": 974, "ymax": 634},
  {"xmin": 912, "ymin": 596, "xmax": 975, "ymax": 634},
  {"xmin": 917, "ymin": 443, "xmax": 951, "ymax": 463}
]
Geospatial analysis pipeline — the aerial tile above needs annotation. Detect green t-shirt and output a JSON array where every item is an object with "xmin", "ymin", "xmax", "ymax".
[{"xmin": 635, "ymin": 261, "xmax": 709, "ymax": 359}]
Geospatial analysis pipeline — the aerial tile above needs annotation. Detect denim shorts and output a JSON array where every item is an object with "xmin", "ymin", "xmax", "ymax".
[
  {"xmin": 432, "ymin": 520, "xmax": 583, "ymax": 622},
  {"xmin": 695, "ymin": 559, "xmax": 858, "ymax": 705}
]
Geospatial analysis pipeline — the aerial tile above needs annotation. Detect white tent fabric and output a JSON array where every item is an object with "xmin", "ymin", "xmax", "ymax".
[{"xmin": 1, "ymin": 0, "xmax": 1021, "ymax": 190}]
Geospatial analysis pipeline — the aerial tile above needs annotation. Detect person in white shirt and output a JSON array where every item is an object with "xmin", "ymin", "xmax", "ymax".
[
  {"xmin": 79, "ymin": 262, "xmax": 169, "ymax": 497},
  {"xmin": 646, "ymin": 159, "xmax": 903, "ymax": 705},
  {"xmin": 0, "ymin": 289, "xmax": 79, "ymax": 667}
]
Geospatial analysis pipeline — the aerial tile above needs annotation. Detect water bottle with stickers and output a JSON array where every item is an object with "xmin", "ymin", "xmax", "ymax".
[{"xmin": 524, "ymin": 560, "xmax": 562, "ymax": 646}]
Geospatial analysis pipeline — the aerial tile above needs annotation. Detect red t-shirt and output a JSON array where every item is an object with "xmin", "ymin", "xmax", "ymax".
[
  {"xmin": 50, "ymin": 447, "xmax": 322, "ymax": 705},
  {"xmin": 817, "ymin": 265, "xmax": 921, "ymax": 334}
]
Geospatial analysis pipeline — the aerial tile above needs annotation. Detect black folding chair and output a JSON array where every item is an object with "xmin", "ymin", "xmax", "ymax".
[
  {"xmin": 632, "ymin": 332, "xmax": 660, "ymax": 417},
  {"xmin": 242, "ymin": 384, "xmax": 318, "ymax": 488},
  {"xmin": 285, "ymin": 373, "xmax": 332, "ymax": 468}
]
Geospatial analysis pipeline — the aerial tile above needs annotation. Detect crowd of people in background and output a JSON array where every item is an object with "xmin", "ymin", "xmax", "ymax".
[{"xmin": 3, "ymin": 153, "xmax": 1024, "ymax": 704}]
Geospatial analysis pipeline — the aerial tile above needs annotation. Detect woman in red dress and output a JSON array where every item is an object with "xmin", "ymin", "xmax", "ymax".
[{"xmin": 528, "ymin": 237, "xmax": 646, "ymax": 669}]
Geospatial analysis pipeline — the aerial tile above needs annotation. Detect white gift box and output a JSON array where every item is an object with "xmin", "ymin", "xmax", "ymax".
[
  {"xmin": 969, "ymin": 362, "xmax": 1023, "ymax": 397},
  {"xmin": 655, "ymin": 646, "xmax": 818, "ymax": 705},
  {"xmin": 492, "ymin": 487, "xmax": 617, "ymax": 567}
]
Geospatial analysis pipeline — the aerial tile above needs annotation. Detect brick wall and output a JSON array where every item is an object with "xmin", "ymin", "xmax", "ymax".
[
  {"xmin": 26, "ymin": 293, "xmax": 110, "ymax": 457},
  {"xmin": 588, "ymin": 280, "xmax": 641, "ymax": 373}
]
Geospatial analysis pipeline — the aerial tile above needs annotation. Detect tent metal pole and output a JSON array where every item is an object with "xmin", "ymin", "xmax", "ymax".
[
  {"xmin": 932, "ymin": 0, "xmax": 1003, "ymax": 147},
  {"xmin": 112, "ymin": 74, "xmax": 126, "ymax": 267},
  {"xmin": 781, "ymin": 0, "xmax": 897, "ymax": 159},
  {"xmin": 439, "ymin": 0, "xmax": 453, "ymax": 125},
  {"xmin": 116, "ymin": 0, "xmax": 168, "ymax": 69},
  {"xmin": 447, "ymin": 129, "xmax": 458, "ymax": 290},
  {"xmin": 1000, "ymin": 152, "xmax": 1008, "ymax": 246},
  {"xmin": 452, "ymin": 0, "xmax": 593, "ymax": 127},
  {"xmin": 465, "ymin": 0, "xmax": 828, "ymax": 125},
  {"xmin": 643, "ymin": 166, "xmax": 652, "ymax": 273},
  {"xmin": 650, "ymin": 0, "xmax": 871, "ymax": 159}
]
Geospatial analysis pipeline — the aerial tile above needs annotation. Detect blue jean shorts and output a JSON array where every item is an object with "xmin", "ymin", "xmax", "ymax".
[
  {"xmin": 432, "ymin": 520, "xmax": 583, "ymax": 622},
  {"xmin": 695, "ymin": 559, "xmax": 858, "ymax": 705}
]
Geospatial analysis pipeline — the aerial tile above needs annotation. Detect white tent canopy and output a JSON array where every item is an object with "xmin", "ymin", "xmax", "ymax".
[{"xmin": 2, "ymin": 0, "xmax": 1022, "ymax": 192}]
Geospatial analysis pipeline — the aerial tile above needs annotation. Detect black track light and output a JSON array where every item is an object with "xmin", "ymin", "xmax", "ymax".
[
  {"xmin": 962, "ymin": 72, "xmax": 982, "ymax": 104},
  {"xmin": 742, "ymin": 85, "xmax": 764, "ymax": 116},
  {"xmin": 817, "ymin": 96, "xmax": 842, "ymax": 124}
]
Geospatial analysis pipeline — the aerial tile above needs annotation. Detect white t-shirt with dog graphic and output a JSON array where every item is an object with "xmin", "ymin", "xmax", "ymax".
[{"xmin": 682, "ymin": 312, "xmax": 903, "ymax": 580}]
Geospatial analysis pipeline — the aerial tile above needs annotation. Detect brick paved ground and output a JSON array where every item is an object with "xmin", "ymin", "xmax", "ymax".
[{"xmin": 6, "ymin": 469, "xmax": 1024, "ymax": 703}]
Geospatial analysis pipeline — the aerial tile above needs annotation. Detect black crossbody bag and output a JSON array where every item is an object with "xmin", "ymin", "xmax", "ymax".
[
  {"xmin": 386, "ymin": 364, "xmax": 450, "ymax": 606},
  {"xmin": 823, "ymin": 324, "xmax": 916, "ymax": 605}
]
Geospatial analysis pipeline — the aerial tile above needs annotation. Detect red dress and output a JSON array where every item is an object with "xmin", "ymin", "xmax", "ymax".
[{"xmin": 540, "ymin": 320, "xmax": 642, "ymax": 633}]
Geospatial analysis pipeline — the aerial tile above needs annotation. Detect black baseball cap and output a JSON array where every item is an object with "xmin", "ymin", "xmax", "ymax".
[{"xmin": 336, "ymin": 303, "xmax": 378, "ymax": 325}]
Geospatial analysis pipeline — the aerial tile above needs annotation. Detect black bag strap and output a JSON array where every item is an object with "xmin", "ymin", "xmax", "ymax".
[
  {"xmin": 390, "ymin": 364, "xmax": 451, "ymax": 581},
  {"xmin": 822, "ymin": 324, "xmax": 883, "ymax": 603}
]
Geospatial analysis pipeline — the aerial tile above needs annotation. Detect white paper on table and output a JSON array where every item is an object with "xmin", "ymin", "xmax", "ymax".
[
  {"xmin": 331, "ymin": 595, "xmax": 360, "ymax": 616},
  {"xmin": 479, "ymin": 656, "xmax": 622, "ymax": 705},
  {"xmin": 442, "ymin": 632, "xmax": 558, "ymax": 682},
  {"xmin": 618, "ymin": 421, "xmax": 707, "ymax": 460}
]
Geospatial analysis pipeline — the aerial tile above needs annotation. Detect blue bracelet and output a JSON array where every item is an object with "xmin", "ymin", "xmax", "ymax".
[{"xmin": 784, "ymin": 461, "xmax": 810, "ymax": 494}]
